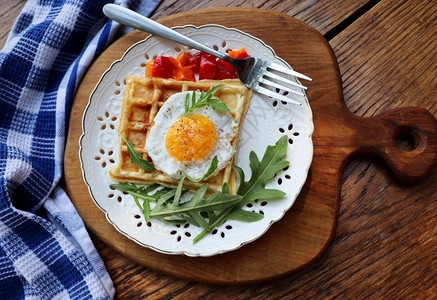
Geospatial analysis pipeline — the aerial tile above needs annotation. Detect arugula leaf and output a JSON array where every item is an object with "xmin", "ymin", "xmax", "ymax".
[
  {"xmin": 193, "ymin": 135, "xmax": 289, "ymax": 243},
  {"xmin": 184, "ymin": 85, "xmax": 229, "ymax": 116},
  {"xmin": 116, "ymin": 129, "xmax": 156, "ymax": 172},
  {"xmin": 234, "ymin": 135, "xmax": 289, "ymax": 204},
  {"xmin": 150, "ymin": 176, "xmax": 242, "ymax": 230},
  {"xmin": 110, "ymin": 136, "xmax": 290, "ymax": 244},
  {"xmin": 182, "ymin": 156, "xmax": 218, "ymax": 182},
  {"xmin": 226, "ymin": 208, "xmax": 264, "ymax": 222},
  {"xmin": 110, "ymin": 183, "xmax": 160, "ymax": 202},
  {"xmin": 111, "ymin": 183, "xmax": 165, "ymax": 222}
]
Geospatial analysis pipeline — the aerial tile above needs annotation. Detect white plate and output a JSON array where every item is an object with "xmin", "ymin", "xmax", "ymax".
[{"xmin": 79, "ymin": 24, "xmax": 313, "ymax": 257}]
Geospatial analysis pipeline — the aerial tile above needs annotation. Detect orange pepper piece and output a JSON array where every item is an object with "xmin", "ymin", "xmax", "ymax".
[
  {"xmin": 178, "ymin": 65, "xmax": 196, "ymax": 81},
  {"xmin": 145, "ymin": 59, "xmax": 154, "ymax": 77},
  {"xmin": 169, "ymin": 55, "xmax": 195, "ymax": 81},
  {"xmin": 228, "ymin": 48, "xmax": 249, "ymax": 59},
  {"xmin": 177, "ymin": 51, "xmax": 189, "ymax": 66},
  {"xmin": 169, "ymin": 56, "xmax": 183, "ymax": 79},
  {"xmin": 169, "ymin": 56, "xmax": 182, "ymax": 69}
]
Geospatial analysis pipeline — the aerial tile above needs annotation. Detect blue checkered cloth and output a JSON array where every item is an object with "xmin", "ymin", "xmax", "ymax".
[{"xmin": 0, "ymin": 0, "xmax": 160, "ymax": 298}]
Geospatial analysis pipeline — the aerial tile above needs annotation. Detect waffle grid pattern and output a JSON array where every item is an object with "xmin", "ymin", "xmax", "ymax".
[{"xmin": 109, "ymin": 75, "xmax": 252, "ymax": 193}]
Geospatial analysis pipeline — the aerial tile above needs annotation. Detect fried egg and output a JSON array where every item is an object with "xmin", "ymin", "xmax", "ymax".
[{"xmin": 145, "ymin": 91, "xmax": 237, "ymax": 180}]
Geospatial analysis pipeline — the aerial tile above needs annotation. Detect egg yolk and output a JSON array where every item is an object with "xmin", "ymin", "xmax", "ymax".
[{"xmin": 165, "ymin": 115, "xmax": 217, "ymax": 162}]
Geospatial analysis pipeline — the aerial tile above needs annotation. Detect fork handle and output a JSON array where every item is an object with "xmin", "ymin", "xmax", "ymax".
[{"xmin": 103, "ymin": 4, "xmax": 230, "ymax": 62}]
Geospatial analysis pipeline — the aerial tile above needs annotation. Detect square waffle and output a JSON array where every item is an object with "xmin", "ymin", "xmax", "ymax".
[{"xmin": 109, "ymin": 74, "xmax": 252, "ymax": 193}]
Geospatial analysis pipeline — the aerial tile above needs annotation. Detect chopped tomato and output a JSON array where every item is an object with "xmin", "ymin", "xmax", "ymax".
[
  {"xmin": 228, "ymin": 48, "xmax": 249, "ymax": 60},
  {"xmin": 199, "ymin": 54, "xmax": 217, "ymax": 80},
  {"xmin": 152, "ymin": 56, "xmax": 174, "ymax": 79}
]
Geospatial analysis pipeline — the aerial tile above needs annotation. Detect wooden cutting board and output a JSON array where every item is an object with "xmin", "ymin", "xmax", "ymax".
[{"xmin": 64, "ymin": 8, "xmax": 437, "ymax": 284}]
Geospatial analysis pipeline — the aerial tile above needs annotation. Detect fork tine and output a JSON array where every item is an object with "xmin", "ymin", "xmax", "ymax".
[
  {"xmin": 264, "ymin": 70, "xmax": 307, "ymax": 89},
  {"xmin": 259, "ymin": 77, "xmax": 304, "ymax": 96},
  {"xmin": 267, "ymin": 62, "xmax": 312, "ymax": 81},
  {"xmin": 256, "ymin": 86, "xmax": 301, "ymax": 105}
]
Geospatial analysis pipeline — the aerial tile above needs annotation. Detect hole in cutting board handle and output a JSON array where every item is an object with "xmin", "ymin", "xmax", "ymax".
[
  {"xmin": 375, "ymin": 107, "xmax": 437, "ymax": 183},
  {"xmin": 394, "ymin": 126, "xmax": 419, "ymax": 152}
]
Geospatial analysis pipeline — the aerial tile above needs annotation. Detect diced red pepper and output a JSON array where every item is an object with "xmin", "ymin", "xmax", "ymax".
[
  {"xmin": 201, "ymin": 53, "xmax": 216, "ymax": 61},
  {"xmin": 147, "ymin": 49, "xmax": 249, "ymax": 81},
  {"xmin": 215, "ymin": 62, "xmax": 237, "ymax": 79},
  {"xmin": 217, "ymin": 59, "xmax": 235, "ymax": 73},
  {"xmin": 152, "ymin": 56, "xmax": 174, "ymax": 79},
  {"xmin": 199, "ymin": 54, "xmax": 217, "ymax": 80},
  {"xmin": 186, "ymin": 52, "xmax": 202, "ymax": 72},
  {"xmin": 216, "ymin": 59, "xmax": 237, "ymax": 79}
]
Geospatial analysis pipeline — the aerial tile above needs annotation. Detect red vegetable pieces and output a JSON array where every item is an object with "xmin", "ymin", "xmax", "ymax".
[
  {"xmin": 198, "ymin": 53, "xmax": 217, "ymax": 80},
  {"xmin": 145, "ymin": 48, "xmax": 249, "ymax": 81},
  {"xmin": 152, "ymin": 56, "xmax": 174, "ymax": 79},
  {"xmin": 215, "ymin": 59, "xmax": 237, "ymax": 80}
]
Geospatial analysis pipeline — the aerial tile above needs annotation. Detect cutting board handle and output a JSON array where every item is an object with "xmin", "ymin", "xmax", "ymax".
[{"xmin": 353, "ymin": 107, "xmax": 437, "ymax": 183}]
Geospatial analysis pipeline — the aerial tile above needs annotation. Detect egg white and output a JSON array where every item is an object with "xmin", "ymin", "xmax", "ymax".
[{"xmin": 145, "ymin": 91, "xmax": 238, "ymax": 180}]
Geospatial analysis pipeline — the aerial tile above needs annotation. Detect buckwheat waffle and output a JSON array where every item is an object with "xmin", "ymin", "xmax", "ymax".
[{"xmin": 109, "ymin": 74, "xmax": 252, "ymax": 193}]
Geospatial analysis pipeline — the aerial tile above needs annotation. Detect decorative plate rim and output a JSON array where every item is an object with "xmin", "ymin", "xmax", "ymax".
[{"xmin": 79, "ymin": 24, "xmax": 314, "ymax": 257}]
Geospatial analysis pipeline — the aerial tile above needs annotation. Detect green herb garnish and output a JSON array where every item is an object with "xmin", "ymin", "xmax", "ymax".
[
  {"xmin": 111, "ymin": 136, "xmax": 289, "ymax": 244},
  {"xmin": 193, "ymin": 135, "xmax": 289, "ymax": 243},
  {"xmin": 116, "ymin": 129, "xmax": 155, "ymax": 172},
  {"xmin": 184, "ymin": 85, "xmax": 230, "ymax": 116},
  {"xmin": 109, "ymin": 183, "xmax": 170, "ymax": 222},
  {"xmin": 150, "ymin": 176, "xmax": 242, "ymax": 229}
]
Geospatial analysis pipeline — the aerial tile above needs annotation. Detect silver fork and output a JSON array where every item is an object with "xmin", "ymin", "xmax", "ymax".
[{"xmin": 103, "ymin": 4, "xmax": 312, "ymax": 105}]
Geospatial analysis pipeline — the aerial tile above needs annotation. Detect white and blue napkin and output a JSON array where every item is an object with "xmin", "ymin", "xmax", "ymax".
[{"xmin": 0, "ymin": 0, "xmax": 160, "ymax": 298}]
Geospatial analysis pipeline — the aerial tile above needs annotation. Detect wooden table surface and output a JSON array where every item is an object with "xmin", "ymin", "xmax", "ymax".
[{"xmin": 2, "ymin": 0, "xmax": 436, "ymax": 299}]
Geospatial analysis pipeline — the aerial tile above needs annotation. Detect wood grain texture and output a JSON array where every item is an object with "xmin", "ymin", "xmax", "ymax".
[
  {"xmin": 63, "ymin": 1, "xmax": 437, "ymax": 298},
  {"xmin": 2, "ymin": 0, "xmax": 435, "ymax": 298},
  {"xmin": 0, "ymin": 0, "xmax": 26, "ymax": 48},
  {"xmin": 330, "ymin": 0, "xmax": 436, "ymax": 117},
  {"xmin": 329, "ymin": 0, "xmax": 437, "ymax": 298},
  {"xmin": 98, "ymin": 0, "xmax": 436, "ymax": 298},
  {"xmin": 152, "ymin": 0, "xmax": 375, "ymax": 35},
  {"xmin": 65, "ymin": 8, "xmax": 342, "ymax": 284}
]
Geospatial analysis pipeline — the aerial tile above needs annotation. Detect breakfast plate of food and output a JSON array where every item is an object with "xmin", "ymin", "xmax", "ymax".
[{"xmin": 79, "ymin": 24, "xmax": 313, "ymax": 257}]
